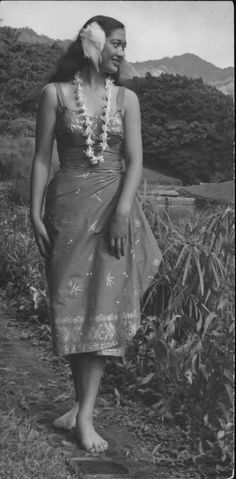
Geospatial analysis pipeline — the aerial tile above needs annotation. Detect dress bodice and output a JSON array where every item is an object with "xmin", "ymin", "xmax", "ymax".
[{"xmin": 53, "ymin": 83, "xmax": 125, "ymax": 169}]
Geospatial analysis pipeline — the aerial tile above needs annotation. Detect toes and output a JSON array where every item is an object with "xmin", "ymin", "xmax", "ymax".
[
  {"xmin": 90, "ymin": 441, "xmax": 106, "ymax": 454},
  {"xmin": 53, "ymin": 419, "xmax": 64, "ymax": 428},
  {"xmin": 93, "ymin": 442, "xmax": 103, "ymax": 453},
  {"xmin": 98, "ymin": 441, "xmax": 108, "ymax": 453},
  {"xmin": 88, "ymin": 447, "xmax": 96, "ymax": 453}
]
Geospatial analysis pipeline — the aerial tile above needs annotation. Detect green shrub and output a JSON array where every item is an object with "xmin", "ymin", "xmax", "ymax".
[
  {"xmin": 137, "ymin": 202, "xmax": 234, "ymax": 473},
  {"xmin": 0, "ymin": 135, "xmax": 59, "ymax": 204}
]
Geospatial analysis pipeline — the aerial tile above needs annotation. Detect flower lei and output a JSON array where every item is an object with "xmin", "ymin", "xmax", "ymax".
[{"xmin": 73, "ymin": 72, "xmax": 114, "ymax": 165}]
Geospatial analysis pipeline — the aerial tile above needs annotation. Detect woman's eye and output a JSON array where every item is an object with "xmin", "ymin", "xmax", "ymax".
[{"xmin": 112, "ymin": 43, "xmax": 126, "ymax": 51}]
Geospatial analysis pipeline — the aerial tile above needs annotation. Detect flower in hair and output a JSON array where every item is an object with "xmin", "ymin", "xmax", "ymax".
[{"xmin": 80, "ymin": 22, "xmax": 106, "ymax": 72}]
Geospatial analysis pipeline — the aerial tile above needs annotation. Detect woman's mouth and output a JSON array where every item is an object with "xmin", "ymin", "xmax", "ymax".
[{"xmin": 111, "ymin": 59, "xmax": 120, "ymax": 67}]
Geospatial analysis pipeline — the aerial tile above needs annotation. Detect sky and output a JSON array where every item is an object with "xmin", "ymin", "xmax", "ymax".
[{"xmin": 0, "ymin": 0, "xmax": 234, "ymax": 67}]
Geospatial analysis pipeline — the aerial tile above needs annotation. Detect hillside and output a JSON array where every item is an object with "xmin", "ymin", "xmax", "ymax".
[
  {"xmin": 17, "ymin": 27, "xmax": 71, "ymax": 49},
  {"xmin": 131, "ymin": 54, "xmax": 234, "ymax": 96},
  {"xmin": 1, "ymin": 26, "xmax": 234, "ymax": 95},
  {"xmin": 132, "ymin": 54, "xmax": 233, "ymax": 82}
]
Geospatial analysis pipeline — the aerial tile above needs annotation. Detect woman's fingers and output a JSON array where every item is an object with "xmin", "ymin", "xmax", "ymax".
[
  {"xmin": 115, "ymin": 237, "xmax": 121, "ymax": 259},
  {"xmin": 36, "ymin": 237, "xmax": 49, "ymax": 258},
  {"xmin": 109, "ymin": 235, "xmax": 126, "ymax": 259},
  {"xmin": 41, "ymin": 225, "xmax": 52, "ymax": 249},
  {"xmin": 35, "ymin": 230, "xmax": 51, "ymax": 258},
  {"xmin": 110, "ymin": 236, "xmax": 116, "ymax": 256},
  {"xmin": 120, "ymin": 237, "xmax": 126, "ymax": 257}
]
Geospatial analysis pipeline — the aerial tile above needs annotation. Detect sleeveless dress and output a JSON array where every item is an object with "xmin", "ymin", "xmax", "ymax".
[{"xmin": 44, "ymin": 83, "xmax": 162, "ymax": 357}]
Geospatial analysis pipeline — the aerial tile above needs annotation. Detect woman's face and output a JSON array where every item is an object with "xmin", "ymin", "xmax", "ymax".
[{"xmin": 100, "ymin": 28, "xmax": 127, "ymax": 74}]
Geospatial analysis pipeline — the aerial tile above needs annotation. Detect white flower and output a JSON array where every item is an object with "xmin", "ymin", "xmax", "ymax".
[
  {"xmin": 101, "ymin": 132, "xmax": 107, "ymax": 141},
  {"xmin": 80, "ymin": 22, "xmax": 106, "ymax": 72},
  {"xmin": 74, "ymin": 72, "xmax": 114, "ymax": 165},
  {"xmin": 86, "ymin": 137, "xmax": 94, "ymax": 146}
]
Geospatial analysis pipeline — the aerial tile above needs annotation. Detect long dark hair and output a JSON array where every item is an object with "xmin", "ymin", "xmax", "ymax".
[{"xmin": 47, "ymin": 15, "xmax": 125, "ymax": 84}]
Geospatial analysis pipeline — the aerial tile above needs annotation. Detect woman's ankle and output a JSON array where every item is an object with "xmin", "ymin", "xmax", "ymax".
[{"xmin": 77, "ymin": 409, "xmax": 93, "ymax": 423}]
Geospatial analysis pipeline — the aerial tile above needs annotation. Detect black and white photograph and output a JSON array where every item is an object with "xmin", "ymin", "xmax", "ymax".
[{"xmin": 0, "ymin": 1, "xmax": 234, "ymax": 478}]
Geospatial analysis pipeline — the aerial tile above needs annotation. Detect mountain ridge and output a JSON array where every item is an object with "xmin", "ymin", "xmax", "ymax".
[
  {"xmin": 131, "ymin": 53, "xmax": 234, "ymax": 95},
  {"xmin": 1, "ymin": 26, "xmax": 234, "ymax": 95}
]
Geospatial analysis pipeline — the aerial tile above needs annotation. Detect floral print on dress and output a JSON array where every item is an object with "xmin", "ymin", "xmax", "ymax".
[{"xmin": 44, "ymin": 85, "xmax": 162, "ymax": 357}]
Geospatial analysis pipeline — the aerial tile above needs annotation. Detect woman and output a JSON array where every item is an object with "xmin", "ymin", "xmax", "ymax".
[{"xmin": 30, "ymin": 15, "xmax": 162, "ymax": 454}]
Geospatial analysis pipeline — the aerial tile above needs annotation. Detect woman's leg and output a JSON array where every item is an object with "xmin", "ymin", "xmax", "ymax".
[
  {"xmin": 74, "ymin": 353, "xmax": 108, "ymax": 453},
  {"xmin": 53, "ymin": 353, "xmax": 108, "ymax": 452},
  {"xmin": 53, "ymin": 355, "xmax": 80, "ymax": 430}
]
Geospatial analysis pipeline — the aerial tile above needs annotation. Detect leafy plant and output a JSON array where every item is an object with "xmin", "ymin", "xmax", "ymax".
[{"xmin": 137, "ymin": 202, "xmax": 234, "ymax": 474}]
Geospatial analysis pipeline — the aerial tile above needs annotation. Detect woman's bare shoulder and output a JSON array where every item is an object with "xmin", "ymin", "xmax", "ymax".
[
  {"xmin": 39, "ymin": 83, "xmax": 57, "ymax": 107},
  {"xmin": 123, "ymin": 88, "xmax": 140, "ymax": 112}
]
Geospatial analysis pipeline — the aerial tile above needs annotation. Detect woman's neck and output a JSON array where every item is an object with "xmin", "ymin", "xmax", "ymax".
[{"xmin": 79, "ymin": 64, "xmax": 107, "ymax": 89}]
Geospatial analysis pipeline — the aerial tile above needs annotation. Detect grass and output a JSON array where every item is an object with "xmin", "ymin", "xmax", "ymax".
[{"xmin": 0, "ymin": 410, "xmax": 77, "ymax": 479}]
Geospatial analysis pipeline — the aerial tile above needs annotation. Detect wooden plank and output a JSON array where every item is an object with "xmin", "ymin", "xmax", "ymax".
[
  {"xmin": 83, "ymin": 475, "xmax": 134, "ymax": 479},
  {"xmin": 67, "ymin": 458, "xmax": 133, "ymax": 478}
]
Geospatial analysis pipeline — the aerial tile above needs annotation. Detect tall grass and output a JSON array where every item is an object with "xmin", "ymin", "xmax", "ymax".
[
  {"xmin": 137, "ymin": 198, "xmax": 234, "ymax": 473},
  {"xmin": 0, "ymin": 182, "xmax": 234, "ymax": 476}
]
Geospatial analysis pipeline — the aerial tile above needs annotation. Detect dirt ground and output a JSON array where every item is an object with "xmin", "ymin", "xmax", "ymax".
[{"xmin": 0, "ymin": 307, "xmax": 203, "ymax": 479}]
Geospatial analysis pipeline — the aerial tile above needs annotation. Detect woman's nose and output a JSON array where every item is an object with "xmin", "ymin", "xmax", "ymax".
[{"xmin": 117, "ymin": 46, "xmax": 125, "ymax": 57}]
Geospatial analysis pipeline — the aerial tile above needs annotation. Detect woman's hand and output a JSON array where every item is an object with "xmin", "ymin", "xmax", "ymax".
[
  {"xmin": 108, "ymin": 211, "xmax": 129, "ymax": 259},
  {"xmin": 31, "ymin": 217, "xmax": 52, "ymax": 258}
]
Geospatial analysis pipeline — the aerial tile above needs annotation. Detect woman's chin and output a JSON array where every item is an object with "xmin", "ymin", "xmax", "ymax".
[{"xmin": 101, "ymin": 64, "xmax": 119, "ymax": 75}]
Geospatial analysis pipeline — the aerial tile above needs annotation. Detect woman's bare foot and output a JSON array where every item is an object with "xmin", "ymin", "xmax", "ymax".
[
  {"xmin": 53, "ymin": 402, "xmax": 79, "ymax": 430},
  {"xmin": 76, "ymin": 414, "xmax": 108, "ymax": 453}
]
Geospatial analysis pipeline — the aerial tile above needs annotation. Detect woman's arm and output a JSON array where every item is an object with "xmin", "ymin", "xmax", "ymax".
[
  {"xmin": 117, "ymin": 88, "xmax": 143, "ymax": 215},
  {"xmin": 30, "ymin": 83, "xmax": 57, "ymax": 257},
  {"xmin": 109, "ymin": 89, "xmax": 143, "ymax": 259}
]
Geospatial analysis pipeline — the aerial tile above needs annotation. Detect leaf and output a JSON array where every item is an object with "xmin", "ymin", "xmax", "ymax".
[
  {"xmin": 182, "ymin": 248, "xmax": 193, "ymax": 286},
  {"xmin": 199, "ymin": 363, "xmax": 208, "ymax": 380},
  {"xmin": 193, "ymin": 247, "xmax": 204, "ymax": 295},
  {"xmin": 185, "ymin": 369, "xmax": 193, "ymax": 384},
  {"xmin": 218, "ymin": 401, "xmax": 230, "ymax": 422},
  {"xmin": 138, "ymin": 372, "xmax": 156, "ymax": 386},
  {"xmin": 223, "ymin": 369, "xmax": 234, "ymax": 384},
  {"xmin": 203, "ymin": 414, "xmax": 208, "ymax": 426},
  {"xmin": 198, "ymin": 440, "xmax": 204, "ymax": 455},
  {"xmin": 196, "ymin": 313, "xmax": 202, "ymax": 332},
  {"xmin": 211, "ymin": 252, "xmax": 226, "ymax": 278},
  {"xmin": 191, "ymin": 353, "xmax": 198, "ymax": 373},
  {"xmin": 202, "ymin": 312, "xmax": 217, "ymax": 338},
  {"xmin": 114, "ymin": 388, "xmax": 121, "ymax": 407},
  {"xmin": 209, "ymin": 258, "xmax": 221, "ymax": 288},
  {"xmin": 217, "ymin": 298, "xmax": 228, "ymax": 311},
  {"xmin": 152, "ymin": 443, "xmax": 162, "ymax": 455},
  {"xmin": 217, "ymin": 430, "xmax": 225, "ymax": 440},
  {"xmin": 175, "ymin": 243, "xmax": 189, "ymax": 268},
  {"xmin": 153, "ymin": 339, "xmax": 168, "ymax": 361},
  {"xmin": 225, "ymin": 383, "xmax": 234, "ymax": 408},
  {"xmin": 206, "ymin": 440, "xmax": 214, "ymax": 449},
  {"xmin": 166, "ymin": 316, "xmax": 178, "ymax": 337}
]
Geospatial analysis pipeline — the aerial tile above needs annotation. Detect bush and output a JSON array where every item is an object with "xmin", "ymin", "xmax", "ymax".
[
  {"xmin": 136, "ymin": 202, "xmax": 234, "ymax": 474},
  {"xmin": 0, "ymin": 135, "xmax": 59, "ymax": 204}
]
